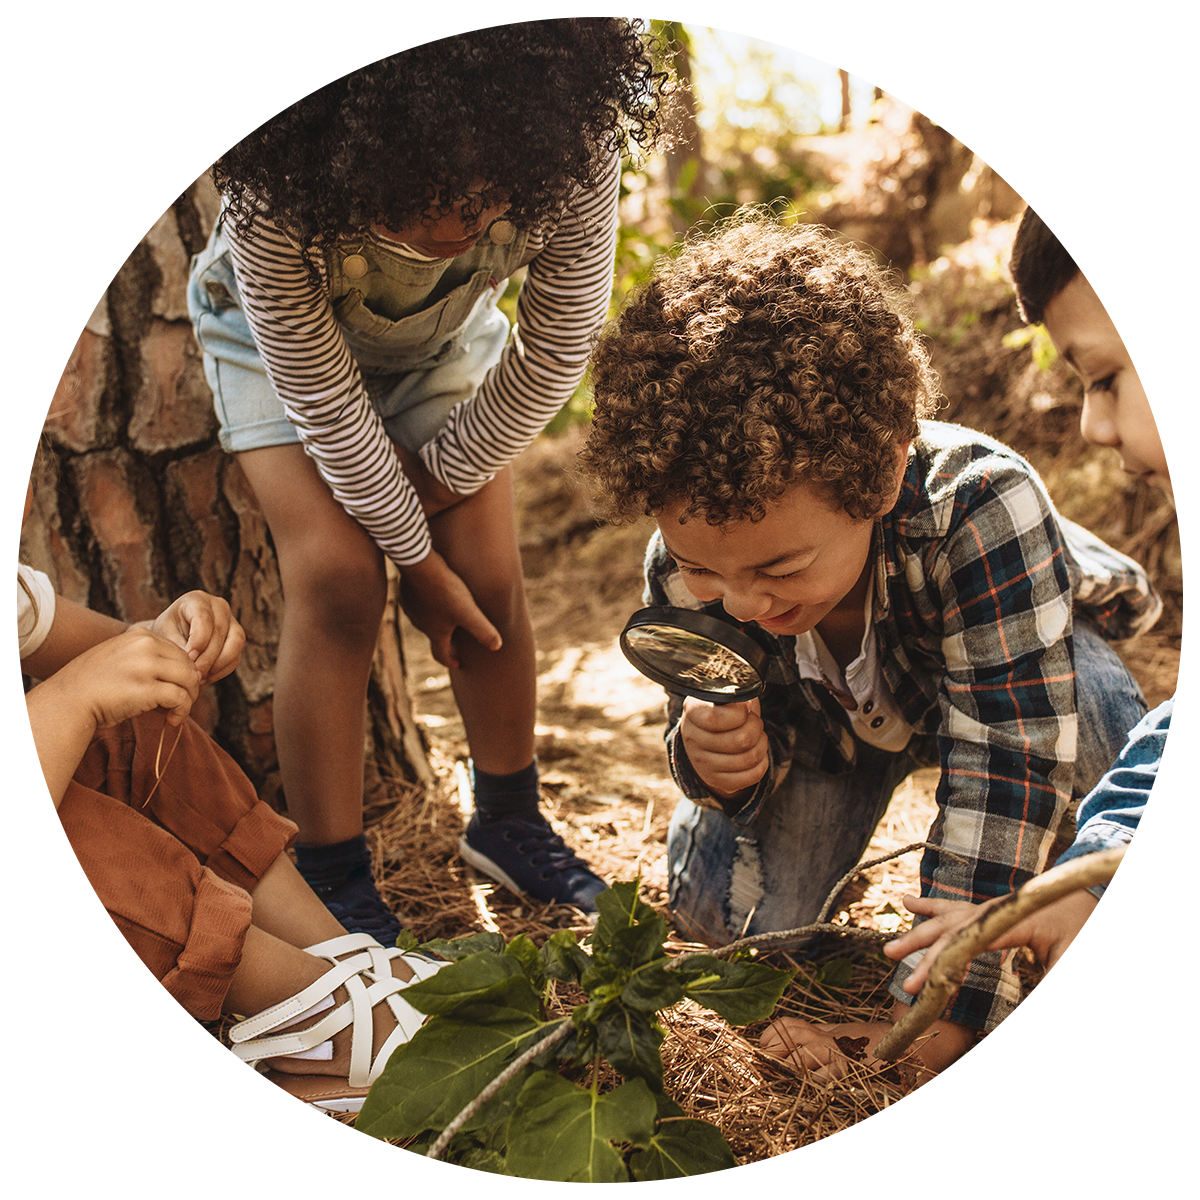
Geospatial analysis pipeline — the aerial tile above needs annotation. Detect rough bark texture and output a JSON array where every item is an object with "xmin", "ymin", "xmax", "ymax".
[{"xmin": 21, "ymin": 174, "xmax": 430, "ymax": 807}]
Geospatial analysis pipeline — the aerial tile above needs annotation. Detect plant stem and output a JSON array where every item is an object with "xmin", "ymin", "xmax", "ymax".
[{"xmin": 425, "ymin": 1019, "xmax": 574, "ymax": 1162}]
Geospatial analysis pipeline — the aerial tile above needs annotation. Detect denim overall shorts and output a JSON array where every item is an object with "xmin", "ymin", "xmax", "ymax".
[{"xmin": 186, "ymin": 216, "xmax": 534, "ymax": 454}]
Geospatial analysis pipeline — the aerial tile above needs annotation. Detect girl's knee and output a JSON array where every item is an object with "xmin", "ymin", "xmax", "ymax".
[{"xmin": 285, "ymin": 539, "xmax": 388, "ymax": 638}]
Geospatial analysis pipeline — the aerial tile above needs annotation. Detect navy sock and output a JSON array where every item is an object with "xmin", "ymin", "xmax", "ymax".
[
  {"xmin": 472, "ymin": 759, "xmax": 542, "ymax": 820},
  {"xmin": 294, "ymin": 833, "xmax": 373, "ymax": 888},
  {"xmin": 293, "ymin": 833, "xmax": 401, "ymax": 944}
]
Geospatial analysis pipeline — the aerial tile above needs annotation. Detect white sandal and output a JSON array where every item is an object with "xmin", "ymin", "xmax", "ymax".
[{"xmin": 228, "ymin": 937, "xmax": 446, "ymax": 1113}]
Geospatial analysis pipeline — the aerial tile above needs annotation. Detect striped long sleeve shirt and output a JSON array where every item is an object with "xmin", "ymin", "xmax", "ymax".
[{"xmin": 223, "ymin": 152, "xmax": 621, "ymax": 567}]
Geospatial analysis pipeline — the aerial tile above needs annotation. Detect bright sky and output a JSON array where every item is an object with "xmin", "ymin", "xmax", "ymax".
[{"xmin": 681, "ymin": 0, "xmax": 988, "ymax": 130}]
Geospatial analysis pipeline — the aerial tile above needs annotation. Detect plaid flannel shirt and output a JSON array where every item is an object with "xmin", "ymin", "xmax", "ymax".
[{"xmin": 645, "ymin": 421, "xmax": 1161, "ymax": 1029}]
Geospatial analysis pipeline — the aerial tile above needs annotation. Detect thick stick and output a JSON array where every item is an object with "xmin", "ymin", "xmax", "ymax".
[{"xmin": 874, "ymin": 846, "xmax": 1125, "ymax": 1061}]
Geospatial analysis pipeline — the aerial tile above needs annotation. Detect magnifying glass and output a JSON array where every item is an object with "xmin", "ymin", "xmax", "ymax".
[{"xmin": 619, "ymin": 606, "xmax": 777, "ymax": 703}]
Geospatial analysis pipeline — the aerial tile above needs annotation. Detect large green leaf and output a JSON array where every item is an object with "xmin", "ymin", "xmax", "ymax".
[
  {"xmin": 504, "ymin": 934, "xmax": 546, "ymax": 991},
  {"xmin": 397, "ymin": 950, "xmax": 541, "ymax": 1021},
  {"xmin": 503, "ymin": 1073, "xmax": 658, "ymax": 1182},
  {"xmin": 620, "ymin": 959, "xmax": 684, "ymax": 1012},
  {"xmin": 355, "ymin": 1014, "xmax": 550, "ymax": 1140},
  {"xmin": 540, "ymin": 929, "xmax": 591, "ymax": 983},
  {"xmin": 676, "ymin": 954, "xmax": 794, "ymax": 1025},
  {"xmin": 629, "ymin": 1119, "xmax": 737, "ymax": 1179},
  {"xmin": 596, "ymin": 1003, "xmax": 665, "ymax": 1090},
  {"xmin": 444, "ymin": 1147, "xmax": 513, "ymax": 1195},
  {"xmin": 589, "ymin": 880, "xmax": 658, "ymax": 958},
  {"xmin": 417, "ymin": 931, "xmax": 506, "ymax": 960}
]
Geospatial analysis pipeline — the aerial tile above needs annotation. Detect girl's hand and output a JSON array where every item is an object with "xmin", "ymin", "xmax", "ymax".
[
  {"xmin": 148, "ymin": 591, "xmax": 245, "ymax": 685},
  {"xmin": 60, "ymin": 625, "xmax": 202, "ymax": 730},
  {"xmin": 399, "ymin": 550, "xmax": 502, "ymax": 670},
  {"xmin": 884, "ymin": 889, "xmax": 1099, "ymax": 991},
  {"xmin": 680, "ymin": 696, "xmax": 769, "ymax": 799},
  {"xmin": 394, "ymin": 444, "xmax": 467, "ymax": 519}
]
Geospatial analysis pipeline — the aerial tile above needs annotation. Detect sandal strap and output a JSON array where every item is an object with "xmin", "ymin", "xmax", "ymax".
[{"xmin": 229, "ymin": 951, "xmax": 446, "ymax": 1088}]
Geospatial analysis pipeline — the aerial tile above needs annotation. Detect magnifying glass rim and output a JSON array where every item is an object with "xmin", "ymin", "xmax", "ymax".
[{"xmin": 619, "ymin": 605, "xmax": 769, "ymax": 702}]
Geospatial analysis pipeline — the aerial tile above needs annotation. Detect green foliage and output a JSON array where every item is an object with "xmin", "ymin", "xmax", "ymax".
[
  {"xmin": 356, "ymin": 880, "xmax": 793, "ymax": 1179},
  {"xmin": 1002, "ymin": 323, "xmax": 1060, "ymax": 371}
]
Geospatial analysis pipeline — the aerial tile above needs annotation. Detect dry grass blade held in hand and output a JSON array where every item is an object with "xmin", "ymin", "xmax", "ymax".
[{"xmin": 876, "ymin": 846, "xmax": 1126, "ymax": 1061}]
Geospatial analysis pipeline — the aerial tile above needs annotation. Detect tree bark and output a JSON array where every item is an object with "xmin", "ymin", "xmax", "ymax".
[{"xmin": 21, "ymin": 173, "xmax": 431, "ymax": 808}]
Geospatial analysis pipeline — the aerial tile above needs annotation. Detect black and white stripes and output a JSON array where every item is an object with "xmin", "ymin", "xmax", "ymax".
[{"xmin": 224, "ymin": 152, "xmax": 621, "ymax": 567}]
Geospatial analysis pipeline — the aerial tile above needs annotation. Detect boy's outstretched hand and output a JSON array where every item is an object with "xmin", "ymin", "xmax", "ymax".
[
  {"xmin": 760, "ymin": 1009, "xmax": 974, "ymax": 1085},
  {"xmin": 883, "ymin": 890, "xmax": 1099, "ymax": 992},
  {"xmin": 147, "ymin": 590, "xmax": 245, "ymax": 686},
  {"xmin": 680, "ymin": 695, "xmax": 769, "ymax": 801}
]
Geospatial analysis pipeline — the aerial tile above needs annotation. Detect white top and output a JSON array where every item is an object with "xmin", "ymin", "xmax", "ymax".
[
  {"xmin": 223, "ymin": 152, "xmax": 621, "ymax": 567},
  {"xmin": 792, "ymin": 572, "xmax": 916, "ymax": 753},
  {"xmin": 17, "ymin": 565, "xmax": 56, "ymax": 660}
]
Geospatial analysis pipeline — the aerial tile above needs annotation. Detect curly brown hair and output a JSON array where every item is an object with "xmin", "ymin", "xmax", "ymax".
[
  {"xmin": 213, "ymin": 19, "xmax": 667, "ymax": 253},
  {"xmin": 579, "ymin": 216, "xmax": 940, "ymax": 525}
]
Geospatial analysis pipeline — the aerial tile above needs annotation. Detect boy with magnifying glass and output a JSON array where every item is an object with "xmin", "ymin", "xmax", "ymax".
[{"xmin": 579, "ymin": 214, "xmax": 1160, "ymax": 1075}]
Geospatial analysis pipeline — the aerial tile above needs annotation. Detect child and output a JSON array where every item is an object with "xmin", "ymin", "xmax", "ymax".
[
  {"xmin": 20, "ymin": 484, "xmax": 447, "ymax": 1111},
  {"xmin": 186, "ymin": 20, "xmax": 667, "ymax": 938},
  {"xmin": 578, "ymin": 214, "xmax": 1161, "ymax": 1076},
  {"xmin": 888, "ymin": 37, "xmax": 1200, "ymax": 1180}
]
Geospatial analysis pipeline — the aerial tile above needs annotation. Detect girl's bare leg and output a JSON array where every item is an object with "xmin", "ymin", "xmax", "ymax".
[
  {"xmin": 234, "ymin": 445, "xmax": 398, "ymax": 940},
  {"xmin": 426, "ymin": 468, "xmax": 605, "ymax": 909}
]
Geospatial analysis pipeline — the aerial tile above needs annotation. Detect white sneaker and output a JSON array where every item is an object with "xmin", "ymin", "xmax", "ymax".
[{"xmin": 1132, "ymin": 1113, "xmax": 1200, "ymax": 1190}]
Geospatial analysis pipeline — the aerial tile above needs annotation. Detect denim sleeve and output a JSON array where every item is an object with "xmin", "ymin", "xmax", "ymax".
[{"xmin": 1056, "ymin": 547, "xmax": 1200, "ymax": 955}]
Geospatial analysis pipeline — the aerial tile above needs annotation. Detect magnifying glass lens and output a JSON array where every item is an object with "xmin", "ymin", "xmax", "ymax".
[{"xmin": 623, "ymin": 625, "xmax": 759, "ymax": 694}]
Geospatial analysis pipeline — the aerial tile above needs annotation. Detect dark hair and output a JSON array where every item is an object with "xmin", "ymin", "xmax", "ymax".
[
  {"xmin": 1012, "ymin": 39, "xmax": 1200, "ymax": 326},
  {"xmin": 213, "ymin": 19, "xmax": 667, "ymax": 251},
  {"xmin": 579, "ymin": 214, "xmax": 940, "ymax": 526}
]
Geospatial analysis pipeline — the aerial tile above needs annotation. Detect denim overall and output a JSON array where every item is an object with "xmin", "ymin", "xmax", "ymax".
[{"xmin": 187, "ymin": 217, "xmax": 536, "ymax": 453}]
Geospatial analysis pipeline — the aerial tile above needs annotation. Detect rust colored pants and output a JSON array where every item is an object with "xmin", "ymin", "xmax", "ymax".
[{"xmin": 56, "ymin": 711, "xmax": 297, "ymax": 1021}]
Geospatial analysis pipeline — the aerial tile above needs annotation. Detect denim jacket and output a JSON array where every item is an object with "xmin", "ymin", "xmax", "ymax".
[{"xmin": 1056, "ymin": 547, "xmax": 1200, "ymax": 955}]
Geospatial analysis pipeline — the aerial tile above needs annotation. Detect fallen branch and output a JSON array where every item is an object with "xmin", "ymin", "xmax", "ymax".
[{"xmin": 874, "ymin": 846, "xmax": 1125, "ymax": 1061}]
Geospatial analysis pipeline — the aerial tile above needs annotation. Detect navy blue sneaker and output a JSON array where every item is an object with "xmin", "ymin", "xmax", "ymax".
[{"xmin": 459, "ymin": 812, "xmax": 608, "ymax": 912}]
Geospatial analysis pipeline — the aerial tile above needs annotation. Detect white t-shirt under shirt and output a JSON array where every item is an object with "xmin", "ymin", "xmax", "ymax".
[
  {"xmin": 792, "ymin": 571, "xmax": 916, "ymax": 753},
  {"xmin": 18, "ymin": 565, "xmax": 56, "ymax": 660}
]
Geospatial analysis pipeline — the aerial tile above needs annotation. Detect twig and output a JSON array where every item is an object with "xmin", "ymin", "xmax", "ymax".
[
  {"xmin": 874, "ymin": 846, "xmax": 1125, "ymax": 1061},
  {"xmin": 815, "ymin": 841, "xmax": 964, "ymax": 925},
  {"xmin": 426, "ymin": 1019, "xmax": 573, "ymax": 1161}
]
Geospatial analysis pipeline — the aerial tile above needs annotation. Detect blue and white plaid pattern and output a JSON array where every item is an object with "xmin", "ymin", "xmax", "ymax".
[{"xmin": 646, "ymin": 421, "xmax": 1160, "ymax": 1029}]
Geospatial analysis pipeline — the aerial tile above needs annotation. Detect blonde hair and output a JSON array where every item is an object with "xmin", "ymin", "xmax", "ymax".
[{"xmin": 0, "ymin": 300, "xmax": 41, "ymax": 657}]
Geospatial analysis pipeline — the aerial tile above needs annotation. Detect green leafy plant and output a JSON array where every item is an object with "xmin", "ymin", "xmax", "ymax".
[{"xmin": 355, "ymin": 881, "xmax": 793, "ymax": 1180}]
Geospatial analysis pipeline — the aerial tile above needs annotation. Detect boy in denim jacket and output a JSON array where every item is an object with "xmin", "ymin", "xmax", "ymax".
[
  {"xmin": 579, "ymin": 214, "xmax": 1160, "ymax": 1076},
  {"xmin": 888, "ymin": 37, "xmax": 1200, "ymax": 1180}
]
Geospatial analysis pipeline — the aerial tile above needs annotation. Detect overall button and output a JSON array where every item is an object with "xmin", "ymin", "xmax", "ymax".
[
  {"xmin": 488, "ymin": 218, "xmax": 516, "ymax": 246},
  {"xmin": 863, "ymin": 700, "xmax": 874, "ymax": 714},
  {"xmin": 870, "ymin": 715, "xmax": 885, "ymax": 729},
  {"xmin": 342, "ymin": 254, "xmax": 369, "ymax": 279}
]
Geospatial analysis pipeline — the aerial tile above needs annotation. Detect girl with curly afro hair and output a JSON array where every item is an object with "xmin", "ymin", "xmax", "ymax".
[
  {"xmin": 579, "ymin": 214, "xmax": 1159, "ymax": 1081},
  {"xmin": 186, "ymin": 20, "xmax": 669, "ymax": 940}
]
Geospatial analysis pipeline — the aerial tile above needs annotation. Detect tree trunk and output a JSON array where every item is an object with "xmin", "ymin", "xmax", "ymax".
[{"xmin": 20, "ymin": 173, "xmax": 431, "ymax": 809}]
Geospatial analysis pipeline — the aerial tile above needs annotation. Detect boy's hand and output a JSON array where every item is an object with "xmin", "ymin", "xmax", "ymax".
[
  {"xmin": 64, "ymin": 625, "xmax": 202, "ymax": 729},
  {"xmin": 760, "ymin": 1010, "xmax": 973, "ymax": 1084},
  {"xmin": 680, "ymin": 696, "xmax": 769, "ymax": 799},
  {"xmin": 400, "ymin": 550, "xmax": 502, "ymax": 670},
  {"xmin": 148, "ymin": 591, "xmax": 244, "ymax": 686},
  {"xmin": 884, "ymin": 890, "xmax": 1099, "ymax": 992}
]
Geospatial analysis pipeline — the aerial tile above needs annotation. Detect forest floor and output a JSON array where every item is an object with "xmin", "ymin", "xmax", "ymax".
[{"xmin": 2, "ymin": 444, "xmax": 1200, "ymax": 1200}]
